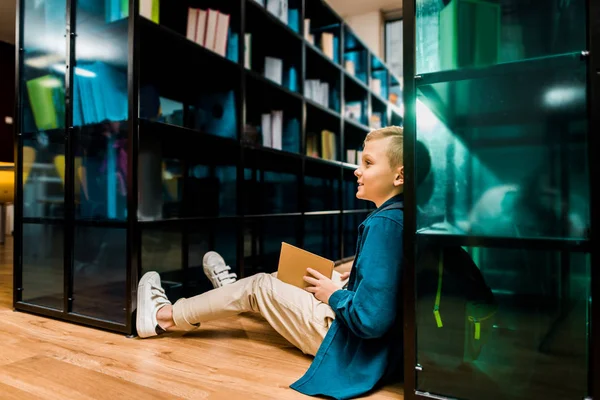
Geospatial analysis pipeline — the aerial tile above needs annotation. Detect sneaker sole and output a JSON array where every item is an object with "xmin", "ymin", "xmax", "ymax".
[{"xmin": 136, "ymin": 271, "xmax": 159, "ymax": 338}]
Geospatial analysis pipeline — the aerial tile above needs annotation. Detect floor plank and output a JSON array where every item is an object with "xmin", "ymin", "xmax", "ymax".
[{"xmin": 0, "ymin": 237, "xmax": 404, "ymax": 399}]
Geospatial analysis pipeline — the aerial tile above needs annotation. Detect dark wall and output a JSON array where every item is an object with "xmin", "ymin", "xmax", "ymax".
[{"xmin": 0, "ymin": 41, "xmax": 15, "ymax": 163}]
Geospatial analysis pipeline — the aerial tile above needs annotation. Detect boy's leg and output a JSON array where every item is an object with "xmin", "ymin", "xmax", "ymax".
[{"xmin": 171, "ymin": 272, "xmax": 336, "ymax": 355}]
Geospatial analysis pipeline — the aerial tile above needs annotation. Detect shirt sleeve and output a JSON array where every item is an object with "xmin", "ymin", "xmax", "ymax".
[{"xmin": 328, "ymin": 216, "xmax": 403, "ymax": 339}]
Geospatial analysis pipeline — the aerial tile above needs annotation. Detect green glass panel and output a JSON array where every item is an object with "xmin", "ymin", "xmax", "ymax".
[
  {"xmin": 415, "ymin": 245, "xmax": 590, "ymax": 400},
  {"xmin": 416, "ymin": 0, "xmax": 586, "ymax": 74}
]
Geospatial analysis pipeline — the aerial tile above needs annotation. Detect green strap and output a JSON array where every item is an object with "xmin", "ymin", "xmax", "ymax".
[
  {"xmin": 433, "ymin": 252, "xmax": 443, "ymax": 328},
  {"xmin": 474, "ymin": 322, "xmax": 481, "ymax": 340}
]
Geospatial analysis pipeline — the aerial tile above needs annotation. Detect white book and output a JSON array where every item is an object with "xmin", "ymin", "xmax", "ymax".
[
  {"xmin": 271, "ymin": 110, "xmax": 283, "ymax": 150},
  {"xmin": 346, "ymin": 149, "xmax": 356, "ymax": 165},
  {"xmin": 261, "ymin": 114, "xmax": 272, "ymax": 147},
  {"xmin": 186, "ymin": 8, "xmax": 199, "ymax": 41},
  {"xmin": 204, "ymin": 9, "xmax": 219, "ymax": 51},
  {"xmin": 214, "ymin": 12, "xmax": 230, "ymax": 56},
  {"xmin": 264, "ymin": 57, "xmax": 283, "ymax": 85},
  {"xmin": 195, "ymin": 9, "xmax": 207, "ymax": 46},
  {"xmin": 321, "ymin": 33, "xmax": 334, "ymax": 59},
  {"xmin": 304, "ymin": 19, "xmax": 310, "ymax": 39},
  {"xmin": 244, "ymin": 33, "xmax": 252, "ymax": 68},
  {"xmin": 321, "ymin": 82, "xmax": 329, "ymax": 108},
  {"xmin": 279, "ymin": 0, "xmax": 288, "ymax": 24},
  {"xmin": 357, "ymin": 151, "xmax": 363, "ymax": 164},
  {"xmin": 371, "ymin": 79, "xmax": 381, "ymax": 96},
  {"xmin": 139, "ymin": 0, "xmax": 153, "ymax": 20}
]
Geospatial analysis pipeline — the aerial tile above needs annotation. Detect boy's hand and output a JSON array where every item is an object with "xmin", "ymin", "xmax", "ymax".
[
  {"xmin": 303, "ymin": 268, "xmax": 339, "ymax": 304},
  {"xmin": 339, "ymin": 271, "xmax": 350, "ymax": 281}
]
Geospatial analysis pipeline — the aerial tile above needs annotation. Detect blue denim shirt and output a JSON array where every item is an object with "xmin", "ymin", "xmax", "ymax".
[{"xmin": 290, "ymin": 194, "xmax": 404, "ymax": 399}]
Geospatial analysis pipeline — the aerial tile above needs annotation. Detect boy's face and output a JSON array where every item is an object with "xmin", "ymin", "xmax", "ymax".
[{"xmin": 354, "ymin": 137, "xmax": 404, "ymax": 208}]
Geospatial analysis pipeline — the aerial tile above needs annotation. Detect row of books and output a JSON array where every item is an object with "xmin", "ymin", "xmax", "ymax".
[
  {"xmin": 306, "ymin": 130, "xmax": 337, "ymax": 161},
  {"xmin": 305, "ymin": 79, "xmax": 330, "ymax": 108},
  {"xmin": 260, "ymin": 111, "xmax": 301, "ymax": 153},
  {"xmin": 346, "ymin": 149, "xmax": 364, "ymax": 166},
  {"xmin": 254, "ymin": 0, "xmax": 300, "ymax": 33},
  {"xmin": 186, "ymin": 8, "xmax": 230, "ymax": 58},
  {"xmin": 106, "ymin": 0, "xmax": 159, "ymax": 23}
]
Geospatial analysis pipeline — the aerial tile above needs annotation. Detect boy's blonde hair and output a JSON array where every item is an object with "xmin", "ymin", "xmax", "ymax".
[{"xmin": 364, "ymin": 126, "xmax": 404, "ymax": 168}]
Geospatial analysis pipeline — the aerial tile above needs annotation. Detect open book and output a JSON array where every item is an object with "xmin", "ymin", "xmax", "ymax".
[{"xmin": 277, "ymin": 242, "xmax": 334, "ymax": 289}]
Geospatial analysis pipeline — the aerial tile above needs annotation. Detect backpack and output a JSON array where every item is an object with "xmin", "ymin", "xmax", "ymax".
[{"xmin": 380, "ymin": 201, "xmax": 497, "ymax": 367}]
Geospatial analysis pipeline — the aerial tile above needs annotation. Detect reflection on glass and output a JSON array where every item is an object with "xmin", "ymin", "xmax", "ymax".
[
  {"xmin": 415, "ymin": 86, "xmax": 589, "ymax": 240},
  {"xmin": 244, "ymin": 168, "xmax": 299, "ymax": 215},
  {"xmin": 75, "ymin": 122, "xmax": 128, "ymax": 220},
  {"xmin": 188, "ymin": 164, "xmax": 237, "ymax": 218},
  {"xmin": 244, "ymin": 217, "xmax": 300, "ymax": 275},
  {"xmin": 74, "ymin": 0, "xmax": 129, "ymax": 221},
  {"xmin": 21, "ymin": 0, "xmax": 67, "ymax": 219},
  {"xmin": 142, "ymin": 228, "xmax": 184, "ymax": 300},
  {"xmin": 72, "ymin": 226, "xmax": 126, "ymax": 323},
  {"xmin": 415, "ymin": 245, "xmax": 590, "ymax": 400},
  {"xmin": 416, "ymin": 0, "xmax": 586, "ymax": 74},
  {"xmin": 188, "ymin": 220, "xmax": 238, "ymax": 295},
  {"xmin": 22, "ymin": 223, "xmax": 63, "ymax": 310},
  {"xmin": 304, "ymin": 215, "xmax": 340, "ymax": 261}
]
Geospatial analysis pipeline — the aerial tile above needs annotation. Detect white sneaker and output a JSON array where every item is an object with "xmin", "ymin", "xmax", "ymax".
[
  {"xmin": 136, "ymin": 271, "xmax": 172, "ymax": 338},
  {"xmin": 203, "ymin": 251, "xmax": 237, "ymax": 288}
]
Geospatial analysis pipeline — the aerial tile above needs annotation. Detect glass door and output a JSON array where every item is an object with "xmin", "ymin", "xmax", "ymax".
[{"xmin": 412, "ymin": 0, "xmax": 591, "ymax": 399}]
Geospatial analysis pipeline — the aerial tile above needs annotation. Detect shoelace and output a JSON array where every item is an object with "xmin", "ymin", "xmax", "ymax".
[{"xmin": 212, "ymin": 264, "xmax": 237, "ymax": 286}]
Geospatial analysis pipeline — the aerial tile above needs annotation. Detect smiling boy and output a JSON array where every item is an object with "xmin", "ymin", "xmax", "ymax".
[{"xmin": 135, "ymin": 126, "xmax": 405, "ymax": 400}]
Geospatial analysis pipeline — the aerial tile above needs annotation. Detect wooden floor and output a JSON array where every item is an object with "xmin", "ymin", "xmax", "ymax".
[{"xmin": 0, "ymin": 237, "xmax": 404, "ymax": 399}]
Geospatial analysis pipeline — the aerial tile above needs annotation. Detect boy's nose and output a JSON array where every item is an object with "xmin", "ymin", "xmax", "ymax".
[{"xmin": 354, "ymin": 168, "xmax": 361, "ymax": 178}]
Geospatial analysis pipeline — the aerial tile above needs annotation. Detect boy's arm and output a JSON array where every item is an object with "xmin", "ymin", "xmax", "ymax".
[{"xmin": 327, "ymin": 217, "xmax": 403, "ymax": 339}]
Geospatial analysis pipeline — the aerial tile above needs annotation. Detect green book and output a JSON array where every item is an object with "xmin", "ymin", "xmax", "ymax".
[{"xmin": 439, "ymin": 0, "xmax": 501, "ymax": 70}]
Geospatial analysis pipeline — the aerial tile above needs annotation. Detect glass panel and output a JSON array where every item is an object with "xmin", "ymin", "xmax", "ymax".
[
  {"xmin": 188, "ymin": 220, "xmax": 239, "ymax": 295},
  {"xmin": 243, "ymin": 148, "xmax": 301, "ymax": 215},
  {"xmin": 416, "ymin": 0, "xmax": 586, "ymax": 75},
  {"xmin": 304, "ymin": 215, "xmax": 340, "ymax": 261},
  {"xmin": 244, "ymin": 216, "xmax": 300, "ymax": 275},
  {"xmin": 21, "ymin": 0, "xmax": 66, "ymax": 219},
  {"xmin": 142, "ymin": 228, "xmax": 184, "ymax": 300},
  {"xmin": 72, "ymin": 226, "xmax": 126, "ymax": 323},
  {"xmin": 73, "ymin": 0, "xmax": 129, "ymax": 221},
  {"xmin": 304, "ymin": 160, "xmax": 340, "ymax": 212},
  {"xmin": 415, "ymin": 245, "xmax": 590, "ymax": 400},
  {"xmin": 415, "ymin": 61, "xmax": 589, "ymax": 240},
  {"xmin": 21, "ymin": 223, "xmax": 63, "ymax": 310}
]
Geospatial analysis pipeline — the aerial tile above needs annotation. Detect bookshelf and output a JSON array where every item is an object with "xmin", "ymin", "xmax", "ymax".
[
  {"xmin": 402, "ymin": 1, "xmax": 599, "ymax": 400},
  {"xmin": 13, "ymin": 0, "xmax": 403, "ymax": 334}
]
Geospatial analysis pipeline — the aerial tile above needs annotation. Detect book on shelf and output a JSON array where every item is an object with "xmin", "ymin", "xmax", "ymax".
[
  {"xmin": 245, "ymin": 33, "xmax": 252, "ymax": 68},
  {"xmin": 322, "ymin": 130, "xmax": 336, "ymax": 161},
  {"xmin": 305, "ymin": 79, "xmax": 329, "ymax": 108},
  {"xmin": 264, "ymin": 57, "xmax": 283, "ymax": 85},
  {"xmin": 370, "ymin": 78, "xmax": 382, "ymax": 96},
  {"xmin": 266, "ymin": 0, "xmax": 288, "ymax": 24},
  {"xmin": 344, "ymin": 101, "xmax": 362, "ymax": 122},
  {"xmin": 346, "ymin": 149, "xmax": 357, "ymax": 165},
  {"xmin": 260, "ymin": 110, "xmax": 284, "ymax": 150},
  {"xmin": 345, "ymin": 60, "xmax": 355, "ymax": 75},
  {"xmin": 369, "ymin": 113, "xmax": 382, "ymax": 130},
  {"xmin": 305, "ymin": 130, "xmax": 336, "ymax": 161},
  {"xmin": 186, "ymin": 8, "xmax": 230, "ymax": 57},
  {"xmin": 106, "ymin": 0, "xmax": 158, "ymax": 23},
  {"xmin": 321, "ymin": 32, "xmax": 334, "ymax": 60}
]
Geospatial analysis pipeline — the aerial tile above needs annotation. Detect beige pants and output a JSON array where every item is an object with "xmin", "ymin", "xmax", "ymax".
[{"xmin": 171, "ymin": 271, "xmax": 346, "ymax": 356}]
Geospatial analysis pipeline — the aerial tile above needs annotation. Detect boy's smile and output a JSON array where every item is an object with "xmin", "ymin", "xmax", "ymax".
[{"xmin": 354, "ymin": 136, "xmax": 404, "ymax": 208}]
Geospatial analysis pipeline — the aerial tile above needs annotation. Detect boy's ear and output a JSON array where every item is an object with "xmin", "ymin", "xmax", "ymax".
[{"xmin": 393, "ymin": 166, "xmax": 404, "ymax": 187}]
